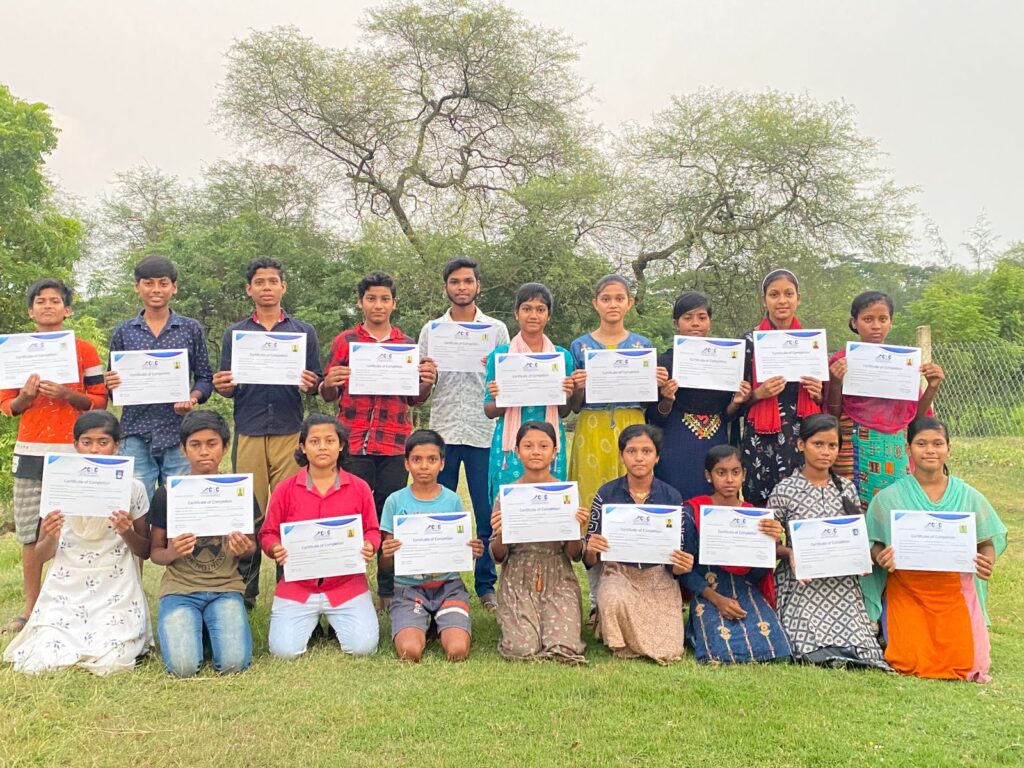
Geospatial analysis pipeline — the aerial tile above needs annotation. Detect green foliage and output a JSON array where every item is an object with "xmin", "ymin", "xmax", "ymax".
[{"xmin": 903, "ymin": 270, "xmax": 999, "ymax": 343}]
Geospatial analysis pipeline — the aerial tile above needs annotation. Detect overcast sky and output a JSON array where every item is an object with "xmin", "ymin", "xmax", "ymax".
[{"xmin": 4, "ymin": 0, "xmax": 1022, "ymax": 262}]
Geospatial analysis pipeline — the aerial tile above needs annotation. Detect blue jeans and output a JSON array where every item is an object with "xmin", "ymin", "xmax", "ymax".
[
  {"xmin": 157, "ymin": 592, "xmax": 253, "ymax": 677},
  {"xmin": 121, "ymin": 435, "xmax": 191, "ymax": 501},
  {"xmin": 438, "ymin": 444, "xmax": 495, "ymax": 597},
  {"xmin": 268, "ymin": 592, "xmax": 378, "ymax": 659}
]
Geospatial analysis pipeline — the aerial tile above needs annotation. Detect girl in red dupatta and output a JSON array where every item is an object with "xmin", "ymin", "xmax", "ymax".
[{"xmin": 826, "ymin": 291, "xmax": 944, "ymax": 508}]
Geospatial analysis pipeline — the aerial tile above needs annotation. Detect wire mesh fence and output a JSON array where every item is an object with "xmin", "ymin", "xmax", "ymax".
[{"xmin": 931, "ymin": 335, "xmax": 1024, "ymax": 438}]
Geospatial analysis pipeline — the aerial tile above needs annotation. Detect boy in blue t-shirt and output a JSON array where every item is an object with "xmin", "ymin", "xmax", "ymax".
[{"xmin": 379, "ymin": 429, "xmax": 483, "ymax": 662}]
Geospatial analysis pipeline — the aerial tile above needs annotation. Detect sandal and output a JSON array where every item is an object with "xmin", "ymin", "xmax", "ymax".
[
  {"xmin": 480, "ymin": 592, "xmax": 498, "ymax": 612},
  {"xmin": 0, "ymin": 616, "xmax": 28, "ymax": 635}
]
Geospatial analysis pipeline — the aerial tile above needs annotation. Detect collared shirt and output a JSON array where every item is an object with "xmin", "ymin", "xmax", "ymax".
[
  {"xmin": 587, "ymin": 475, "xmax": 683, "ymax": 569},
  {"xmin": 325, "ymin": 323, "xmax": 427, "ymax": 456},
  {"xmin": 259, "ymin": 466, "xmax": 381, "ymax": 607},
  {"xmin": 219, "ymin": 310, "xmax": 323, "ymax": 436},
  {"xmin": 109, "ymin": 309, "xmax": 214, "ymax": 450},
  {"xmin": 418, "ymin": 307, "xmax": 509, "ymax": 448}
]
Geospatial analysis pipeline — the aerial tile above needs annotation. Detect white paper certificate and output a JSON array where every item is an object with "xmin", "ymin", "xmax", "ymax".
[
  {"xmin": 39, "ymin": 454, "xmax": 135, "ymax": 518},
  {"xmin": 602, "ymin": 504, "xmax": 681, "ymax": 565},
  {"xmin": 0, "ymin": 330, "xmax": 79, "ymax": 388},
  {"xmin": 842, "ymin": 342, "xmax": 922, "ymax": 401},
  {"xmin": 427, "ymin": 322, "xmax": 496, "ymax": 373},
  {"xmin": 672, "ymin": 336, "xmax": 745, "ymax": 392},
  {"xmin": 698, "ymin": 506, "xmax": 776, "ymax": 568},
  {"xmin": 393, "ymin": 512, "xmax": 473, "ymax": 576},
  {"xmin": 231, "ymin": 331, "xmax": 307, "ymax": 386},
  {"xmin": 110, "ymin": 349, "xmax": 191, "ymax": 406},
  {"xmin": 891, "ymin": 510, "xmax": 977, "ymax": 573},
  {"xmin": 281, "ymin": 515, "xmax": 366, "ymax": 582},
  {"xmin": 348, "ymin": 342, "xmax": 420, "ymax": 396},
  {"xmin": 789, "ymin": 515, "xmax": 872, "ymax": 580},
  {"xmin": 165, "ymin": 474, "xmax": 255, "ymax": 538},
  {"xmin": 494, "ymin": 352, "xmax": 566, "ymax": 408},
  {"xmin": 499, "ymin": 482, "xmax": 580, "ymax": 544},
  {"xmin": 752, "ymin": 329, "xmax": 829, "ymax": 382},
  {"xmin": 584, "ymin": 348, "xmax": 658, "ymax": 404}
]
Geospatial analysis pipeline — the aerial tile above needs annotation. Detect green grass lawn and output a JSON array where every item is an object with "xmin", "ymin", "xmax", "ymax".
[{"xmin": 1, "ymin": 439, "xmax": 1022, "ymax": 767}]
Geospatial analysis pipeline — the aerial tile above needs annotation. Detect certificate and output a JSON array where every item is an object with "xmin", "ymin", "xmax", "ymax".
[
  {"xmin": 281, "ymin": 515, "xmax": 366, "ymax": 582},
  {"xmin": 110, "ymin": 349, "xmax": 191, "ymax": 406},
  {"xmin": 602, "ymin": 504, "xmax": 681, "ymax": 565},
  {"xmin": 752, "ymin": 329, "xmax": 829, "ymax": 382},
  {"xmin": 494, "ymin": 352, "xmax": 566, "ymax": 408},
  {"xmin": 499, "ymin": 482, "xmax": 580, "ymax": 544},
  {"xmin": 165, "ymin": 474, "xmax": 255, "ymax": 538},
  {"xmin": 348, "ymin": 342, "xmax": 420, "ymax": 396},
  {"xmin": 39, "ymin": 454, "xmax": 135, "ymax": 518},
  {"xmin": 697, "ymin": 506, "xmax": 776, "ymax": 568},
  {"xmin": 231, "ymin": 331, "xmax": 307, "ymax": 386},
  {"xmin": 891, "ymin": 510, "xmax": 977, "ymax": 573},
  {"xmin": 842, "ymin": 342, "xmax": 922, "ymax": 401},
  {"xmin": 672, "ymin": 336, "xmax": 745, "ymax": 392},
  {"xmin": 427, "ymin": 322, "xmax": 496, "ymax": 372},
  {"xmin": 0, "ymin": 330, "xmax": 79, "ymax": 388},
  {"xmin": 584, "ymin": 348, "xmax": 658, "ymax": 404},
  {"xmin": 789, "ymin": 515, "xmax": 872, "ymax": 580},
  {"xmin": 393, "ymin": 512, "xmax": 473, "ymax": 576}
]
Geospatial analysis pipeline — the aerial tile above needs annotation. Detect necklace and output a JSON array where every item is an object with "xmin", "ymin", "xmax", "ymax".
[{"xmin": 629, "ymin": 487, "xmax": 651, "ymax": 503}]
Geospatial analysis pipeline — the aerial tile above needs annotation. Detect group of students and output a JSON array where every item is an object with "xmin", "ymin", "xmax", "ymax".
[{"xmin": 0, "ymin": 257, "xmax": 1008, "ymax": 683}]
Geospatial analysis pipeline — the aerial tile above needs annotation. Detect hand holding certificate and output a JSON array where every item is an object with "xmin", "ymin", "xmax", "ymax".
[
  {"xmin": 890, "ymin": 510, "xmax": 977, "ymax": 573},
  {"xmin": 0, "ymin": 330, "xmax": 79, "ymax": 389},
  {"xmin": 672, "ymin": 336, "xmax": 745, "ymax": 392},
  {"xmin": 39, "ymin": 454, "xmax": 135, "ymax": 518},
  {"xmin": 427, "ymin": 322, "xmax": 496, "ymax": 372},
  {"xmin": 348, "ymin": 342, "xmax": 421, "ymax": 396},
  {"xmin": 393, "ymin": 512, "xmax": 473, "ymax": 576},
  {"xmin": 165, "ymin": 474, "xmax": 255, "ymax": 538},
  {"xmin": 698, "ymin": 506, "xmax": 777, "ymax": 568},
  {"xmin": 842, "ymin": 342, "xmax": 922, "ymax": 401},
  {"xmin": 499, "ymin": 482, "xmax": 580, "ymax": 544},
  {"xmin": 752, "ymin": 329, "xmax": 829, "ymax": 382},
  {"xmin": 494, "ymin": 352, "xmax": 567, "ymax": 408},
  {"xmin": 231, "ymin": 331, "xmax": 307, "ymax": 386},
  {"xmin": 602, "ymin": 504, "xmax": 681, "ymax": 565},
  {"xmin": 788, "ymin": 515, "xmax": 872, "ymax": 580},
  {"xmin": 584, "ymin": 349, "xmax": 658, "ymax": 404},
  {"xmin": 110, "ymin": 349, "xmax": 191, "ymax": 406},
  {"xmin": 281, "ymin": 515, "xmax": 366, "ymax": 581}
]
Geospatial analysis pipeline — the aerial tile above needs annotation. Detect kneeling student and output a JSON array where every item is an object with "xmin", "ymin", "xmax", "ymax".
[
  {"xmin": 149, "ymin": 411, "xmax": 257, "ymax": 677},
  {"xmin": 379, "ymin": 430, "xmax": 483, "ymax": 662}
]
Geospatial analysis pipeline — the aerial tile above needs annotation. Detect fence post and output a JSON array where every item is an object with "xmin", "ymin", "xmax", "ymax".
[{"xmin": 917, "ymin": 324, "xmax": 932, "ymax": 398}]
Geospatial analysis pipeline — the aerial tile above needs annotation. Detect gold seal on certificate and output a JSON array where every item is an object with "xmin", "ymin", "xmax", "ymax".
[
  {"xmin": 110, "ymin": 349, "xmax": 191, "ymax": 406},
  {"xmin": 499, "ymin": 482, "xmax": 580, "ymax": 544},
  {"xmin": 842, "ymin": 342, "xmax": 922, "ymax": 401},
  {"xmin": 231, "ymin": 331, "xmax": 307, "ymax": 386},
  {"xmin": 165, "ymin": 474, "xmax": 255, "ymax": 538},
  {"xmin": 0, "ymin": 330, "xmax": 79, "ymax": 389},
  {"xmin": 698, "ymin": 506, "xmax": 776, "ymax": 568},
  {"xmin": 494, "ymin": 352, "xmax": 566, "ymax": 408},
  {"xmin": 671, "ymin": 336, "xmax": 745, "ymax": 392},
  {"xmin": 891, "ymin": 510, "xmax": 977, "ymax": 573},
  {"xmin": 427, "ymin": 322, "xmax": 495, "ymax": 372},
  {"xmin": 788, "ymin": 515, "xmax": 872, "ymax": 580},
  {"xmin": 583, "ymin": 348, "xmax": 658, "ymax": 404},
  {"xmin": 39, "ymin": 454, "xmax": 135, "ymax": 518},
  {"xmin": 752, "ymin": 329, "xmax": 829, "ymax": 381},
  {"xmin": 348, "ymin": 342, "xmax": 421, "ymax": 396},
  {"xmin": 281, "ymin": 515, "xmax": 366, "ymax": 581}
]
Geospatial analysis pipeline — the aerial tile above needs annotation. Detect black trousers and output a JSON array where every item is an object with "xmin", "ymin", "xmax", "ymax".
[{"xmin": 342, "ymin": 453, "xmax": 408, "ymax": 598}]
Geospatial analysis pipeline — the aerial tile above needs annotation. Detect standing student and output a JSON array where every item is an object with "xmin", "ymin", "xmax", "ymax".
[
  {"xmin": 4, "ymin": 411, "xmax": 150, "ymax": 675},
  {"xmin": 214, "ymin": 257, "xmax": 323, "ymax": 608},
  {"xmin": 864, "ymin": 417, "xmax": 1006, "ymax": 682},
  {"xmin": 0, "ymin": 279, "xmax": 107, "ymax": 635},
  {"xmin": 105, "ymin": 255, "xmax": 213, "ymax": 500},
  {"xmin": 484, "ymin": 283, "xmax": 575, "ymax": 504},
  {"xmin": 320, "ymin": 272, "xmax": 437, "ymax": 610},
  {"xmin": 489, "ymin": 421, "xmax": 588, "ymax": 665},
  {"xmin": 648, "ymin": 292, "xmax": 751, "ymax": 499},
  {"xmin": 740, "ymin": 269, "xmax": 823, "ymax": 506},
  {"xmin": 260, "ymin": 414, "xmax": 381, "ymax": 659},
  {"xmin": 149, "ymin": 411, "xmax": 256, "ymax": 677},
  {"xmin": 379, "ymin": 430, "xmax": 484, "ymax": 662},
  {"xmin": 827, "ymin": 291, "xmax": 945, "ymax": 508},
  {"xmin": 769, "ymin": 414, "xmax": 890, "ymax": 670},
  {"xmin": 418, "ymin": 257, "xmax": 509, "ymax": 611}
]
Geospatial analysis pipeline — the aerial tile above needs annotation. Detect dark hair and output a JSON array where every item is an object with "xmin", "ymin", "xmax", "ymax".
[
  {"xmin": 27, "ymin": 278, "xmax": 73, "ymax": 308},
  {"xmin": 761, "ymin": 269, "xmax": 799, "ymax": 294},
  {"xmin": 73, "ymin": 410, "xmax": 121, "ymax": 443},
  {"xmin": 848, "ymin": 291, "xmax": 894, "ymax": 334},
  {"xmin": 134, "ymin": 254, "xmax": 178, "ymax": 283},
  {"xmin": 246, "ymin": 257, "xmax": 284, "ymax": 284},
  {"xmin": 594, "ymin": 274, "xmax": 630, "ymax": 297},
  {"xmin": 405, "ymin": 429, "xmax": 446, "ymax": 459},
  {"xmin": 179, "ymin": 410, "xmax": 231, "ymax": 447},
  {"xmin": 515, "ymin": 419, "xmax": 556, "ymax": 448},
  {"xmin": 357, "ymin": 271, "xmax": 396, "ymax": 299},
  {"xmin": 798, "ymin": 413, "xmax": 859, "ymax": 515},
  {"xmin": 295, "ymin": 413, "xmax": 350, "ymax": 468},
  {"xmin": 514, "ymin": 282, "xmax": 553, "ymax": 313},
  {"xmin": 906, "ymin": 417, "xmax": 950, "ymax": 475},
  {"xmin": 704, "ymin": 444, "xmax": 742, "ymax": 472},
  {"xmin": 443, "ymin": 257, "xmax": 480, "ymax": 282},
  {"xmin": 672, "ymin": 291, "xmax": 712, "ymax": 321},
  {"xmin": 618, "ymin": 423, "xmax": 662, "ymax": 454}
]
